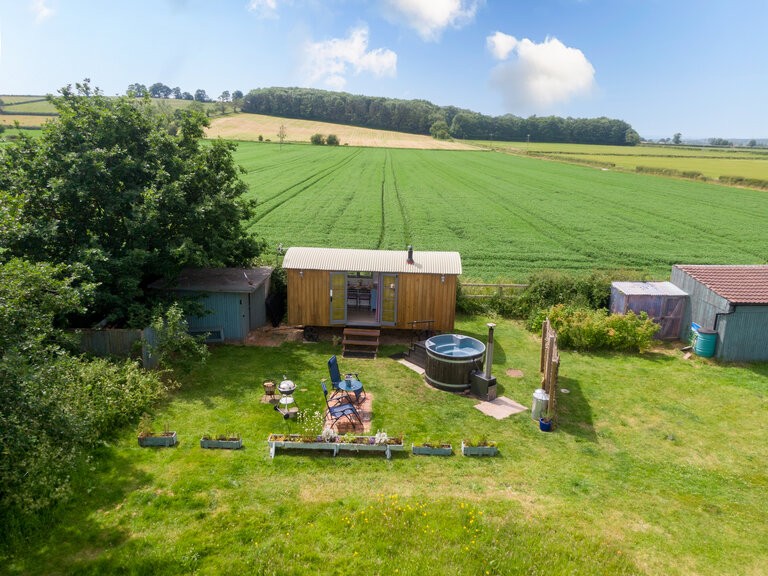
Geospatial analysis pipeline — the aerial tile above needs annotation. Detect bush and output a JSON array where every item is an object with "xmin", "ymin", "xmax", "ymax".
[
  {"xmin": 719, "ymin": 175, "xmax": 768, "ymax": 190},
  {"xmin": 310, "ymin": 133, "xmax": 325, "ymax": 145},
  {"xmin": 266, "ymin": 266, "xmax": 287, "ymax": 327},
  {"xmin": 0, "ymin": 355, "xmax": 168, "ymax": 521},
  {"xmin": 534, "ymin": 304, "xmax": 659, "ymax": 352},
  {"xmin": 457, "ymin": 270, "xmax": 650, "ymax": 321},
  {"xmin": 146, "ymin": 303, "xmax": 209, "ymax": 373},
  {"xmin": 326, "ymin": 134, "xmax": 339, "ymax": 146},
  {"xmin": 515, "ymin": 270, "xmax": 614, "ymax": 318}
]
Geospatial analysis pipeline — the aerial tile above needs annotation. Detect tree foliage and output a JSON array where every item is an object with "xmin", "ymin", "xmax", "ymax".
[
  {"xmin": 0, "ymin": 80, "xmax": 264, "ymax": 326},
  {"xmin": 0, "ymin": 258, "xmax": 169, "ymax": 522},
  {"xmin": 146, "ymin": 303, "xmax": 209, "ymax": 373},
  {"xmin": 242, "ymin": 87, "xmax": 639, "ymax": 146}
]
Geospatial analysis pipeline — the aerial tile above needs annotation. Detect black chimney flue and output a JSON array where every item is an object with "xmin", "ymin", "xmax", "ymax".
[{"xmin": 406, "ymin": 245, "xmax": 414, "ymax": 264}]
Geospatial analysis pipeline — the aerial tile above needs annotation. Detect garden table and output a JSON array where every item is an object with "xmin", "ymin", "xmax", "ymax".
[{"xmin": 336, "ymin": 378, "xmax": 365, "ymax": 404}]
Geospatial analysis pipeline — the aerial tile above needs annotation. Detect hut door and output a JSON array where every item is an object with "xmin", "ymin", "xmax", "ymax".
[
  {"xmin": 381, "ymin": 274, "xmax": 398, "ymax": 326},
  {"xmin": 330, "ymin": 272, "xmax": 347, "ymax": 324}
]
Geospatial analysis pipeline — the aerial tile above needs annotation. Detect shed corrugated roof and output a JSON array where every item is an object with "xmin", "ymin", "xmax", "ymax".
[
  {"xmin": 282, "ymin": 247, "xmax": 462, "ymax": 275},
  {"xmin": 149, "ymin": 267, "xmax": 272, "ymax": 293},
  {"xmin": 612, "ymin": 281, "xmax": 688, "ymax": 297},
  {"xmin": 674, "ymin": 265, "xmax": 768, "ymax": 304}
]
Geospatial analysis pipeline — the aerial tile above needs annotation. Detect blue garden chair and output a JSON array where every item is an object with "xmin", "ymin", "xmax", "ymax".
[
  {"xmin": 327, "ymin": 355, "xmax": 363, "ymax": 404},
  {"xmin": 321, "ymin": 380, "xmax": 362, "ymax": 431}
]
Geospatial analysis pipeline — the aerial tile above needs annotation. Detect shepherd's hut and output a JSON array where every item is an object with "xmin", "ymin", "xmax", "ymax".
[{"xmin": 282, "ymin": 246, "xmax": 461, "ymax": 335}]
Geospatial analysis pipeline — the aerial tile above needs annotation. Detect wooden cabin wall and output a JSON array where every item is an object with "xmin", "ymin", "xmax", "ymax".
[
  {"xmin": 396, "ymin": 274, "xmax": 456, "ymax": 331},
  {"xmin": 287, "ymin": 270, "xmax": 456, "ymax": 330},
  {"xmin": 286, "ymin": 269, "xmax": 330, "ymax": 326}
]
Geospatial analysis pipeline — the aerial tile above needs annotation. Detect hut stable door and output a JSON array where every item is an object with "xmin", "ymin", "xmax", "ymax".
[{"xmin": 329, "ymin": 272, "xmax": 398, "ymax": 326}]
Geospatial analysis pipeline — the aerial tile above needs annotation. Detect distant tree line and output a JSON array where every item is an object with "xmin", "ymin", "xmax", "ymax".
[
  {"xmin": 241, "ymin": 87, "xmax": 640, "ymax": 146},
  {"xmin": 126, "ymin": 83, "xmax": 245, "ymax": 111}
]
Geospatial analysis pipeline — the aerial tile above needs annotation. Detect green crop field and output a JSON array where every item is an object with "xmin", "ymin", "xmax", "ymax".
[
  {"xmin": 0, "ymin": 98, "xmax": 57, "ymax": 114},
  {"xmin": 236, "ymin": 142, "xmax": 768, "ymax": 281},
  {"xmin": 477, "ymin": 141, "xmax": 768, "ymax": 180}
]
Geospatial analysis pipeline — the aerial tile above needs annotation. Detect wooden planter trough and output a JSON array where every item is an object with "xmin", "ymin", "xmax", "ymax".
[
  {"xmin": 138, "ymin": 432, "xmax": 177, "ymax": 447},
  {"xmin": 267, "ymin": 434, "xmax": 404, "ymax": 460},
  {"xmin": 461, "ymin": 441, "xmax": 498, "ymax": 457},
  {"xmin": 200, "ymin": 437, "xmax": 243, "ymax": 450},
  {"xmin": 412, "ymin": 443, "xmax": 453, "ymax": 456}
]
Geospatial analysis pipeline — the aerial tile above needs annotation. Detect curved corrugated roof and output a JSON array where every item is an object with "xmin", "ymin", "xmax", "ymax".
[{"xmin": 282, "ymin": 247, "xmax": 462, "ymax": 275}]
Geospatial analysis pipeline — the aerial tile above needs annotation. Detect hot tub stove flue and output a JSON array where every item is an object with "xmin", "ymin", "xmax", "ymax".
[{"xmin": 470, "ymin": 323, "xmax": 498, "ymax": 401}]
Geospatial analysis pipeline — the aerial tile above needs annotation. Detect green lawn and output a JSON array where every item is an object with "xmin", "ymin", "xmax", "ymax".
[
  {"xmin": 234, "ymin": 143, "xmax": 768, "ymax": 282},
  {"xmin": 3, "ymin": 317, "xmax": 766, "ymax": 575}
]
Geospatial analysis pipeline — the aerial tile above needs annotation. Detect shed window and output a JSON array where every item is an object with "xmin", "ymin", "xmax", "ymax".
[{"xmin": 189, "ymin": 328, "xmax": 224, "ymax": 343}]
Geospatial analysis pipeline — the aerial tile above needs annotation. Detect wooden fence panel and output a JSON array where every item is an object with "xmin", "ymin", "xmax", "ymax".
[
  {"xmin": 78, "ymin": 328, "xmax": 158, "ymax": 369},
  {"xmin": 460, "ymin": 283, "xmax": 528, "ymax": 299},
  {"xmin": 539, "ymin": 319, "xmax": 561, "ymax": 420}
]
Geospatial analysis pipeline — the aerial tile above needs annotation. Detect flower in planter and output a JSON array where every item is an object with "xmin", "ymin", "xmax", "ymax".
[
  {"xmin": 320, "ymin": 427, "xmax": 337, "ymax": 442},
  {"xmin": 374, "ymin": 430, "xmax": 389, "ymax": 445}
]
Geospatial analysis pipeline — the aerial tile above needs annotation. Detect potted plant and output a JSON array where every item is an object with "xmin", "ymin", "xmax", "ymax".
[
  {"xmin": 461, "ymin": 435, "xmax": 498, "ymax": 456},
  {"xmin": 539, "ymin": 410, "xmax": 554, "ymax": 432},
  {"xmin": 200, "ymin": 433, "xmax": 243, "ymax": 450},
  {"xmin": 262, "ymin": 380, "xmax": 276, "ymax": 397},
  {"xmin": 137, "ymin": 413, "xmax": 177, "ymax": 447},
  {"xmin": 412, "ymin": 438, "xmax": 453, "ymax": 456}
]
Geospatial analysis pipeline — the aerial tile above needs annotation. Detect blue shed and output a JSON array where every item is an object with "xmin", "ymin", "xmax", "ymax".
[
  {"xmin": 670, "ymin": 265, "xmax": 768, "ymax": 362},
  {"xmin": 153, "ymin": 268, "xmax": 272, "ymax": 343}
]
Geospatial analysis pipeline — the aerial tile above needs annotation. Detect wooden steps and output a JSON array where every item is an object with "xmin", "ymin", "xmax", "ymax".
[
  {"xmin": 405, "ymin": 340, "xmax": 427, "ymax": 368},
  {"xmin": 342, "ymin": 328, "xmax": 380, "ymax": 358}
]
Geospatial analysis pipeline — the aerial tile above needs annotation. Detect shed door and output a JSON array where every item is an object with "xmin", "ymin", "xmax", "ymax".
[
  {"xmin": 381, "ymin": 274, "xmax": 398, "ymax": 326},
  {"xmin": 330, "ymin": 272, "xmax": 347, "ymax": 324}
]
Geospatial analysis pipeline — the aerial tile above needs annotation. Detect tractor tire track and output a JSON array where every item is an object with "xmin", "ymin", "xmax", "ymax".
[
  {"xmin": 375, "ymin": 152, "xmax": 388, "ymax": 249},
  {"xmin": 374, "ymin": 150, "xmax": 411, "ymax": 249},
  {"xmin": 250, "ymin": 148, "xmax": 363, "ymax": 224}
]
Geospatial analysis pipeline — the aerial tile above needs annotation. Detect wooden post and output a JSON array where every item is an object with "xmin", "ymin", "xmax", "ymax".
[{"xmin": 547, "ymin": 355, "xmax": 559, "ymax": 416}]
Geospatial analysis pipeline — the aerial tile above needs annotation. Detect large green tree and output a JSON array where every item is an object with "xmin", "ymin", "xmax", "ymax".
[{"xmin": 0, "ymin": 80, "xmax": 264, "ymax": 326}]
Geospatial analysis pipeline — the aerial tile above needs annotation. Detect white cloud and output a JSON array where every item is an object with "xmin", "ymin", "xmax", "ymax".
[
  {"xmin": 247, "ymin": 0, "xmax": 280, "ymax": 19},
  {"xmin": 383, "ymin": 0, "xmax": 481, "ymax": 42},
  {"xmin": 302, "ymin": 25, "xmax": 397, "ymax": 90},
  {"xmin": 486, "ymin": 31, "xmax": 517, "ymax": 61},
  {"xmin": 30, "ymin": 0, "xmax": 54, "ymax": 22},
  {"xmin": 487, "ymin": 34, "xmax": 596, "ymax": 113}
]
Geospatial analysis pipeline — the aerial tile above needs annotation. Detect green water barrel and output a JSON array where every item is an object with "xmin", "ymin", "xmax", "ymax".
[{"xmin": 694, "ymin": 328, "xmax": 717, "ymax": 358}]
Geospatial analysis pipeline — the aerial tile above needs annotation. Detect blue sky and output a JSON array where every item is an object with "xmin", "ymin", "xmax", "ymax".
[{"xmin": 1, "ymin": 0, "xmax": 766, "ymax": 139}]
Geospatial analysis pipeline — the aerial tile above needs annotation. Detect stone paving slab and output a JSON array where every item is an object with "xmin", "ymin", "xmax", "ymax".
[
  {"xmin": 474, "ymin": 396, "xmax": 527, "ymax": 420},
  {"xmin": 397, "ymin": 358, "xmax": 425, "ymax": 375}
]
